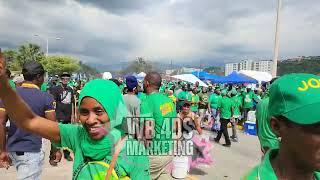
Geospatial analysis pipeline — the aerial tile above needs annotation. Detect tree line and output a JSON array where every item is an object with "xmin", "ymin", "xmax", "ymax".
[{"xmin": 3, "ymin": 43, "xmax": 99, "ymax": 76}]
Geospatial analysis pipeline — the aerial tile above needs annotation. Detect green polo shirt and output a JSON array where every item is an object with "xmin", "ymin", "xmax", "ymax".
[
  {"xmin": 242, "ymin": 149, "xmax": 320, "ymax": 180},
  {"xmin": 209, "ymin": 93, "xmax": 220, "ymax": 109},
  {"xmin": 218, "ymin": 96, "xmax": 233, "ymax": 119},
  {"xmin": 41, "ymin": 82, "xmax": 48, "ymax": 92},
  {"xmin": 231, "ymin": 95, "xmax": 242, "ymax": 117},
  {"xmin": 189, "ymin": 93, "xmax": 199, "ymax": 112}
]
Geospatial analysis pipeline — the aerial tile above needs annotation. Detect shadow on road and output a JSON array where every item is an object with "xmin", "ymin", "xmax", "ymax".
[{"xmin": 189, "ymin": 167, "xmax": 208, "ymax": 176}]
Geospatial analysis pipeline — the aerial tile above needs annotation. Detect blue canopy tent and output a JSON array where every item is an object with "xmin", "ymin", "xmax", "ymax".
[
  {"xmin": 223, "ymin": 71, "xmax": 258, "ymax": 84},
  {"xmin": 192, "ymin": 71, "xmax": 224, "ymax": 82}
]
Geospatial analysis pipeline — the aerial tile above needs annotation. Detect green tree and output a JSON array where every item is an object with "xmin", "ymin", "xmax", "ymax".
[
  {"xmin": 16, "ymin": 44, "xmax": 45, "ymax": 67},
  {"xmin": 41, "ymin": 55, "xmax": 80, "ymax": 75},
  {"xmin": 78, "ymin": 61, "xmax": 100, "ymax": 77},
  {"xmin": 3, "ymin": 50, "xmax": 20, "ymax": 71},
  {"xmin": 121, "ymin": 57, "xmax": 153, "ymax": 74}
]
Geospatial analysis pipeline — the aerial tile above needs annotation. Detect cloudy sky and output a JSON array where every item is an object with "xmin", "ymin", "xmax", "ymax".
[{"xmin": 0, "ymin": 0, "xmax": 319, "ymax": 66}]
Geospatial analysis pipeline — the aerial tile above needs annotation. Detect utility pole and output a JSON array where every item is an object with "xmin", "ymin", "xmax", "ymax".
[{"xmin": 272, "ymin": 0, "xmax": 282, "ymax": 77}]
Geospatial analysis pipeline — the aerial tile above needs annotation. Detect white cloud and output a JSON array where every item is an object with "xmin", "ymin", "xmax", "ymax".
[{"xmin": 0, "ymin": 0, "xmax": 319, "ymax": 65}]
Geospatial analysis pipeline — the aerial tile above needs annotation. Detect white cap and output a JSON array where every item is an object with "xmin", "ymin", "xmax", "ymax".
[
  {"xmin": 102, "ymin": 72, "xmax": 112, "ymax": 80},
  {"xmin": 13, "ymin": 75, "xmax": 24, "ymax": 84}
]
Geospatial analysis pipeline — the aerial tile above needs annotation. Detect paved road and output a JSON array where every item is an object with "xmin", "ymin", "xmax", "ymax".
[{"xmin": 0, "ymin": 129, "xmax": 261, "ymax": 180}]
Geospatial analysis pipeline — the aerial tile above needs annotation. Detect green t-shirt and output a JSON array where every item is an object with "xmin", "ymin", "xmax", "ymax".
[
  {"xmin": 177, "ymin": 91, "xmax": 190, "ymax": 107},
  {"xmin": 9, "ymin": 79, "xmax": 16, "ymax": 89},
  {"xmin": 159, "ymin": 86, "xmax": 166, "ymax": 93},
  {"xmin": 41, "ymin": 82, "xmax": 48, "ymax": 92},
  {"xmin": 231, "ymin": 95, "xmax": 242, "ymax": 117},
  {"xmin": 209, "ymin": 93, "xmax": 220, "ymax": 109},
  {"xmin": 242, "ymin": 149, "xmax": 320, "ymax": 180},
  {"xmin": 68, "ymin": 81, "xmax": 76, "ymax": 88},
  {"xmin": 189, "ymin": 93, "xmax": 199, "ymax": 112},
  {"xmin": 253, "ymin": 94, "xmax": 261, "ymax": 103},
  {"xmin": 218, "ymin": 96, "xmax": 233, "ymax": 119},
  {"xmin": 140, "ymin": 93, "xmax": 177, "ymax": 154},
  {"xmin": 198, "ymin": 92, "xmax": 209, "ymax": 109},
  {"xmin": 243, "ymin": 91, "xmax": 254, "ymax": 109},
  {"xmin": 256, "ymin": 98, "xmax": 279, "ymax": 149},
  {"xmin": 138, "ymin": 92, "xmax": 147, "ymax": 102},
  {"xmin": 56, "ymin": 124, "xmax": 150, "ymax": 180},
  {"xmin": 177, "ymin": 91, "xmax": 188, "ymax": 101}
]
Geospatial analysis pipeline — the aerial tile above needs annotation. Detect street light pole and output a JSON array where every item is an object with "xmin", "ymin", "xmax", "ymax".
[
  {"xmin": 46, "ymin": 38, "xmax": 49, "ymax": 57},
  {"xmin": 34, "ymin": 35, "xmax": 61, "ymax": 57},
  {"xmin": 272, "ymin": 0, "xmax": 282, "ymax": 78}
]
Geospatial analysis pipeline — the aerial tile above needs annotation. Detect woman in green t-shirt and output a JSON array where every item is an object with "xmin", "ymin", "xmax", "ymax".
[{"xmin": 0, "ymin": 77, "xmax": 150, "ymax": 179}]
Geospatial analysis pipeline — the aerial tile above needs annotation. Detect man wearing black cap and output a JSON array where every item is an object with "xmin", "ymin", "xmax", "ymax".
[
  {"xmin": 0, "ymin": 61, "xmax": 56, "ymax": 179},
  {"xmin": 50, "ymin": 72, "xmax": 75, "ymax": 162}
]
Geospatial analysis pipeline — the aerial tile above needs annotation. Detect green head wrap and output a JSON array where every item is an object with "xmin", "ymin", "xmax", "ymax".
[
  {"xmin": 79, "ymin": 79, "xmax": 126, "ymax": 129},
  {"xmin": 78, "ymin": 79, "xmax": 127, "ymax": 160}
]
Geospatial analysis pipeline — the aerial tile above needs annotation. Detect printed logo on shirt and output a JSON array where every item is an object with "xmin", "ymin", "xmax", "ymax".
[
  {"xmin": 160, "ymin": 103, "xmax": 173, "ymax": 116},
  {"xmin": 61, "ymin": 91, "xmax": 72, "ymax": 104},
  {"xmin": 202, "ymin": 96, "xmax": 208, "ymax": 103},
  {"xmin": 53, "ymin": 101, "xmax": 57, "ymax": 109},
  {"xmin": 245, "ymin": 95, "xmax": 252, "ymax": 103},
  {"xmin": 298, "ymin": 78, "xmax": 320, "ymax": 92}
]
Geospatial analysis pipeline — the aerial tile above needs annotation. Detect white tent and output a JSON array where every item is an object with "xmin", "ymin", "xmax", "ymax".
[
  {"xmin": 102, "ymin": 72, "xmax": 112, "ymax": 80},
  {"xmin": 137, "ymin": 72, "xmax": 146, "ymax": 78},
  {"xmin": 238, "ymin": 70, "xmax": 272, "ymax": 83},
  {"xmin": 171, "ymin": 74, "xmax": 208, "ymax": 87}
]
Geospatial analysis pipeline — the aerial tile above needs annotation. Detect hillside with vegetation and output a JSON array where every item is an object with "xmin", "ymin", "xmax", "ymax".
[
  {"xmin": 278, "ymin": 56, "xmax": 320, "ymax": 76},
  {"xmin": 203, "ymin": 66, "xmax": 224, "ymax": 76}
]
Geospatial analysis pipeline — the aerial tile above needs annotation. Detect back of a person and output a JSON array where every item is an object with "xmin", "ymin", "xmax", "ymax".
[
  {"xmin": 231, "ymin": 95, "xmax": 242, "ymax": 117},
  {"xmin": 209, "ymin": 93, "xmax": 219, "ymax": 109},
  {"xmin": 7, "ymin": 85, "xmax": 51, "ymax": 152},
  {"xmin": 123, "ymin": 94, "xmax": 141, "ymax": 117},
  {"xmin": 143, "ymin": 93, "xmax": 176, "ymax": 140},
  {"xmin": 220, "ymin": 96, "xmax": 232, "ymax": 119},
  {"xmin": 243, "ymin": 90, "xmax": 254, "ymax": 109}
]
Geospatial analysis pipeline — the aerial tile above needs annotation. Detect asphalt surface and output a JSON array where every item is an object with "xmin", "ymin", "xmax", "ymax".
[{"xmin": 0, "ymin": 129, "xmax": 261, "ymax": 180}]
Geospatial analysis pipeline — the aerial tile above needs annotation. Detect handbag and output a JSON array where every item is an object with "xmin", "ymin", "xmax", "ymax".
[{"xmin": 73, "ymin": 136, "xmax": 129, "ymax": 180}]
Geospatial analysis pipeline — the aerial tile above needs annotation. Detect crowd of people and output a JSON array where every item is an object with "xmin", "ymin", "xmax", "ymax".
[{"xmin": 1, "ymin": 48, "xmax": 320, "ymax": 180}]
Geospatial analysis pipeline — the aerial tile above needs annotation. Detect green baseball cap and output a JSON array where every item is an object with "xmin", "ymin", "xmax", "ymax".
[
  {"xmin": 269, "ymin": 73, "xmax": 320, "ymax": 125},
  {"xmin": 221, "ymin": 90, "xmax": 227, "ymax": 96},
  {"xmin": 231, "ymin": 89, "xmax": 237, "ymax": 95}
]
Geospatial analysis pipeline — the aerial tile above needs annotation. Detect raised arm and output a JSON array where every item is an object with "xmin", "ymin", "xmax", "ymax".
[{"xmin": 0, "ymin": 50, "xmax": 60, "ymax": 142}]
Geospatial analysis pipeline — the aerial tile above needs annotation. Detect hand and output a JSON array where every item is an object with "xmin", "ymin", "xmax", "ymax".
[{"xmin": 0, "ymin": 151, "xmax": 11, "ymax": 169}]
